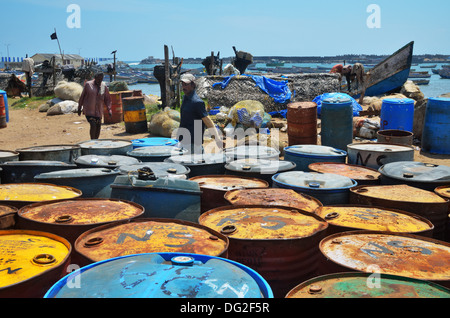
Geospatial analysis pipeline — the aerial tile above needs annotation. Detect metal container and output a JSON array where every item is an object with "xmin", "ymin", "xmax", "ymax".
[
  {"xmin": 286, "ymin": 101, "xmax": 318, "ymax": 146},
  {"xmin": 103, "ymin": 91, "xmax": 123, "ymax": 124},
  {"xmin": 165, "ymin": 153, "xmax": 228, "ymax": 177},
  {"xmin": 0, "ymin": 160, "xmax": 77, "ymax": 183},
  {"xmin": 286, "ymin": 272, "xmax": 450, "ymax": 298},
  {"xmin": 224, "ymin": 145, "xmax": 280, "ymax": 161},
  {"xmin": 34, "ymin": 168, "xmax": 119, "ymax": 198},
  {"xmin": 434, "ymin": 185, "xmax": 450, "ymax": 243},
  {"xmin": 347, "ymin": 142, "xmax": 415, "ymax": 170},
  {"xmin": 421, "ymin": 97, "xmax": 450, "ymax": 155},
  {"xmin": 272, "ymin": 171, "xmax": 357, "ymax": 206},
  {"xmin": 0, "ymin": 204, "xmax": 18, "ymax": 229},
  {"xmin": 318, "ymin": 230, "xmax": 450, "ymax": 288},
  {"xmin": 377, "ymin": 129, "xmax": 414, "ymax": 146},
  {"xmin": 350, "ymin": 184, "xmax": 449, "ymax": 241},
  {"xmin": 320, "ymin": 96, "xmax": 354, "ymax": 151},
  {"xmin": 74, "ymin": 154, "xmax": 140, "ymax": 169},
  {"xmin": 118, "ymin": 162, "xmax": 190, "ymax": 179},
  {"xmin": 127, "ymin": 146, "xmax": 187, "ymax": 162},
  {"xmin": 110, "ymin": 174, "xmax": 202, "ymax": 222},
  {"xmin": 284, "ymin": 145, "xmax": 347, "ymax": 171},
  {"xmin": 0, "ymin": 229, "xmax": 71, "ymax": 298},
  {"xmin": 224, "ymin": 188, "xmax": 322, "ymax": 213},
  {"xmin": 199, "ymin": 205, "xmax": 328, "ymax": 298},
  {"xmin": 225, "ymin": 158, "xmax": 296, "ymax": 186},
  {"xmin": 45, "ymin": 252, "xmax": 273, "ymax": 298},
  {"xmin": 0, "ymin": 149, "xmax": 19, "ymax": 163},
  {"xmin": 315, "ymin": 205, "xmax": 434, "ymax": 237},
  {"xmin": 189, "ymin": 175, "xmax": 269, "ymax": 213},
  {"xmin": 379, "ymin": 161, "xmax": 450, "ymax": 191},
  {"xmin": 78, "ymin": 139, "xmax": 133, "ymax": 156},
  {"xmin": 131, "ymin": 137, "xmax": 179, "ymax": 149},
  {"xmin": 15, "ymin": 144, "xmax": 81, "ymax": 163},
  {"xmin": 122, "ymin": 96, "xmax": 148, "ymax": 134},
  {"xmin": 75, "ymin": 218, "xmax": 228, "ymax": 264},
  {"xmin": 308, "ymin": 162, "xmax": 381, "ymax": 185},
  {"xmin": 380, "ymin": 98, "xmax": 415, "ymax": 132},
  {"xmin": 0, "ymin": 183, "xmax": 82, "ymax": 208}
]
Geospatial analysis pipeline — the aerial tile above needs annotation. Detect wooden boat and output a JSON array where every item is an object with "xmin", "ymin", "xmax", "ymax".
[
  {"xmin": 408, "ymin": 71, "xmax": 431, "ymax": 78},
  {"xmin": 412, "ymin": 79, "xmax": 430, "ymax": 85},
  {"xmin": 420, "ymin": 64, "xmax": 437, "ymax": 68},
  {"xmin": 350, "ymin": 41, "xmax": 414, "ymax": 98},
  {"xmin": 438, "ymin": 68, "xmax": 450, "ymax": 79}
]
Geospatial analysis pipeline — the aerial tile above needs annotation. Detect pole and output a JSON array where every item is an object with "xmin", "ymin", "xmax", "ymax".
[
  {"xmin": 55, "ymin": 28, "xmax": 64, "ymax": 65},
  {"xmin": 164, "ymin": 45, "xmax": 170, "ymax": 108}
]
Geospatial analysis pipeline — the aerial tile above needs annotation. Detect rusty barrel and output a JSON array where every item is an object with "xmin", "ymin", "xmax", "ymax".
[
  {"xmin": 0, "ymin": 149, "xmax": 19, "ymax": 163},
  {"xmin": 15, "ymin": 144, "xmax": 81, "ymax": 163},
  {"xmin": 286, "ymin": 102, "xmax": 317, "ymax": 145},
  {"xmin": 103, "ymin": 92, "xmax": 123, "ymax": 124},
  {"xmin": 0, "ymin": 230, "xmax": 71, "ymax": 298},
  {"xmin": 224, "ymin": 188, "xmax": 322, "ymax": 213},
  {"xmin": 286, "ymin": 272, "xmax": 450, "ymax": 298},
  {"xmin": 122, "ymin": 96, "xmax": 148, "ymax": 134},
  {"xmin": 309, "ymin": 162, "xmax": 381, "ymax": 186},
  {"xmin": 199, "ymin": 205, "xmax": 328, "ymax": 298},
  {"xmin": 318, "ymin": 230, "xmax": 450, "ymax": 289},
  {"xmin": 315, "ymin": 205, "xmax": 434, "ymax": 237},
  {"xmin": 0, "ymin": 95, "xmax": 6, "ymax": 128},
  {"xmin": 74, "ymin": 218, "xmax": 229, "ymax": 265},
  {"xmin": 435, "ymin": 185, "xmax": 450, "ymax": 243},
  {"xmin": 377, "ymin": 129, "xmax": 414, "ymax": 146},
  {"xmin": 349, "ymin": 184, "xmax": 449, "ymax": 241},
  {"xmin": 0, "ymin": 204, "xmax": 18, "ymax": 229},
  {"xmin": 189, "ymin": 175, "xmax": 269, "ymax": 213},
  {"xmin": 0, "ymin": 183, "xmax": 82, "ymax": 209}
]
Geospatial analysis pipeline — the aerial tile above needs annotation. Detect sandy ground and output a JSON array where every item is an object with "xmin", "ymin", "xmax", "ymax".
[{"xmin": 1, "ymin": 107, "xmax": 449, "ymax": 167}]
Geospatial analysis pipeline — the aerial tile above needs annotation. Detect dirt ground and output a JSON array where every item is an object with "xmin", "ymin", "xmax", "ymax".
[{"xmin": 1, "ymin": 107, "xmax": 449, "ymax": 167}]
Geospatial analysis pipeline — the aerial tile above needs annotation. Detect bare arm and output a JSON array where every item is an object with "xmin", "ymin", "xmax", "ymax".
[{"xmin": 202, "ymin": 116, "xmax": 225, "ymax": 149}]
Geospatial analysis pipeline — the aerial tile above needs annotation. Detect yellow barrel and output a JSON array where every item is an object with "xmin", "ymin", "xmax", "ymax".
[
  {"xmin": 122, "ymin": 96, "xmax": 148, "ymax": 134},
  {"xmin": 0, "ymin": 230, "xmax": 71, "ymax": 298},
  {"xmin": 0, "ymin": 183, "xmax": 82, "ymax": 208},
  {"xmin": 315, "ymin": 205, "xmax": 434, "ymax": 237}
]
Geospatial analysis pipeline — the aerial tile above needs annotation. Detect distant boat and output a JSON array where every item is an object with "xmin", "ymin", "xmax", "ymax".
[
  {"xmin": 412, "ymin": 79, "xmax": 430, "ymax": 85},
  {"xmin": 266, "ymin": 59, "xmax": 285, "ymax": 67},
  {"xmin": 409, "ymin": 71, "xmax": 431, "ymax": 78},
  {"xmin": 420, "ymin": 64, "xmax": 437, "ymax": 68},
  {"xmin": 432, "ymin": 69, "xmax": 439, "ymax": 74},
  {"xmin": 350, "ymin": 41, "xmax": 414, "ymax": 98},
  {"xmin": 438, "ymin": 68, "xmax": 450, "ymax": 79}
]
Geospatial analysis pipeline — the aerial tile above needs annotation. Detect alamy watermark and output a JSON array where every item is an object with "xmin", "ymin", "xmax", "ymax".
[
  {"xmin": 67, "ymin": 4, "xmax": 81, "ymax": 29},
  {"xmin": 367, "ymin": 4, "xmax": 381, "ymax": 29}
]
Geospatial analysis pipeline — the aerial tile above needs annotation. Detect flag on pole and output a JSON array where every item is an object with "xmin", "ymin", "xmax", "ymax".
[{"xmin": 50, "ymin": 32, "xmax": 57, "ymax": 40}]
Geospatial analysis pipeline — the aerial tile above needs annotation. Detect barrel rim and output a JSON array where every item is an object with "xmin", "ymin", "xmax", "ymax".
[
  {"xmin": 347, "ymin": 142, "xmax": 415, "ymax": 151},
  {"xmin": 224, "ymin": 159, "xmax": 297, "ymax": 173},
  {"xmin": 285, "ymin": 271, "xmax": 450, "ymax": 298},
  {"xmin": 17, "ymin": 198, "xmax": 145, "ymax": 227},
  {"xmin": 15, "ymin": 144, "xmax": 81, "ymax": 153},
  {"xmin": 435, "ymin": 185, "xmax": 450, "ymax": 199},
  {"xmin": 190, "ymin": 174, "xmax": 270, "ymax": 188},
  {"xmin": 74, "ymin": 217, "xmax": 230, "ymax": 262},
  {"xmin": 272, "ymin": 172, "xmax": 358, "ymax": 191},
  {"xmin": 315, "ymin": 204, "xmax": 435, "ymax": 234},
  {"xmin": 308, "ymin": 162, "xmax": 381, "ymax": 180},
  {"xmin": 199, "ymin": 204, "xmax": 328, "ymax": 242},
  {"xmin": 378, "ymin": 161, "xmax": 450, "ymax": 184},
  {"xmin": 284, "ymin": 145, "xmax": 347, "ymax": 157},
  {"xmin": 0, "ymin": 203, "xmax": 19, "ymax": 216},
  {"xmin": 376, "ymin": 129, "xmax": 414, "ymax": 137},
  {"xmin": 78, "ymin": 139, "xmax": 133, "ymax": 148},
  {"xmin": 0, "ymin": 182, "xmax": 83, "ymax": 203}
]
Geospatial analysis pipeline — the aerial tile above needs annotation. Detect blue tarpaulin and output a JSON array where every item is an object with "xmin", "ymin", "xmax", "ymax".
[
  {"xmin": 312, "ymin": 92, "xmax": 362, "ymax": 117},
  {"xmin": 212, "ymin": 74, "xmax": 292, "ymax": 104}
]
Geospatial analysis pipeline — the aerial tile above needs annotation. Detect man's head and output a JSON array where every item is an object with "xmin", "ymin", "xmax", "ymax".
[
  {"xmin": 94, "ymin": 72, "xmax": 104, "ymax": 86},
  {"xmin": 180, "ymin": 73, "xmax": 196, "ymax": 96}
]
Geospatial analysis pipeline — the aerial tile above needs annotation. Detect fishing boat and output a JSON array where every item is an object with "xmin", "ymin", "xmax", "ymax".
[
  {"xmin": 438, "ymin": 68, "xmax": 450, "ymax": 79},
  {"xmin": 408, "ymin": 71, "xmax": 431, "ymax": 78},
  {"xmin": 420, "ymin": 64, "xmax": 437, "ymax": 68},
  {"xmin": 350, "ymin": 41, "xmax": 414, "ymax": 98},
  {"xmin": 412, "ymin": 79, "xmax": 430, "ymax": 85},
  {"xmin": 266, "ymin": 59, "xmax": 285, "ymax": 67}
]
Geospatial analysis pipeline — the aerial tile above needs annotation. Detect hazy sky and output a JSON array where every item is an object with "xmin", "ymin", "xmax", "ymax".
[{"xmin": 1, "ymin": 0, "xmax": 449, "ymax": 62}]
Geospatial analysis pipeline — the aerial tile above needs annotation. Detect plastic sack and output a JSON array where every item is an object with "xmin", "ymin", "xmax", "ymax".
[{"xmin": 313, "ymin": 92, "xmax": 362, "ymax": 117}]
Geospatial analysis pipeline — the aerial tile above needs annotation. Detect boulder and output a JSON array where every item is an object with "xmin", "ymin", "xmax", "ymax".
[
  {"xmin": 46, "ymin": 100, "xmax": 79, "ymax": 116},
  {"xmin": 54, "ymin": 81, "xmax": 83, "ymax": 102},
  {"xmin": 400, "ymin": 80, "xmax": 425, "ymax": 102}
]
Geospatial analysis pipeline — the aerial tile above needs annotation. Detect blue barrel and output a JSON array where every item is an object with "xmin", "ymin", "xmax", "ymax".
[
  {"xmin": 44, "ymin": 253, "xmax": 273, "ymax": 298},
  {"xmin": 421, "ymin": 97, "xmax": 450, "ymax": 155},
  {"xmin": 0, "ymin": 90, "xmax": 8, "ymax": 122},
  {"xmin": 132, "ymin": 137, "xmax": 179, "ymax": 149},
  {"xmin": 320, "ymin": 96, "xmax": 353, "ymax": 151},
  {"xmin": 284, "ymin": 145, "xmax": 347, "ymax": 171},
  {"xmin": 380, "ymin": 98, "xmax": 415, "ymax": 132}
]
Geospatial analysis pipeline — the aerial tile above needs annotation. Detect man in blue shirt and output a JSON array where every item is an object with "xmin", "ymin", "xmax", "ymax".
[{"xmin": 177, "ymin": 73, "xmax": 224, "ymax": 154}]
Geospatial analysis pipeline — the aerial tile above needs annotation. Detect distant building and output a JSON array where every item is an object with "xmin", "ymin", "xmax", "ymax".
[{"xmin": 31, "ymin": 53, "xmax": 85, "ymax": 67}]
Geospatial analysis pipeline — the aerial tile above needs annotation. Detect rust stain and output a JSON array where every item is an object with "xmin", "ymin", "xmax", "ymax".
[
  {"xmin": 190, "ymin": 175, "xmax": 268, "ymax": 191},
  {"xmin": 0, "ymin": 205, "xmax": 17, "ymax": 217},
  {"xmin": 309, "ymin": 163, "xmax": 380, "ymax": 181},
  {"xmin": 0, "ymin": 183, "xmax": 81, "ymax": 202},
  {"xmin": 350, "ymin": 184, "xmax": 447, "ymax": 203}
]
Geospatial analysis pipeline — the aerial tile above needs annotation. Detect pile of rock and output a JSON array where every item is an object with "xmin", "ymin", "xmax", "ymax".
[{"xmin": 39, "ymin": 81, "xmax": 83, "ymax": 116}]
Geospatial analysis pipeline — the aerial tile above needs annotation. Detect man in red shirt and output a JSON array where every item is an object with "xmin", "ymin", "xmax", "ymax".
[{"xmin": 78, "ymin": 72, "xmax": 112, "ymax": 139}]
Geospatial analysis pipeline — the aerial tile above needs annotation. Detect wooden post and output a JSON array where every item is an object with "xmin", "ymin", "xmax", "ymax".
[
  {"xmin": 210, "ymin": 51, "xmax": 214, "ymax": 75},
  {"xmin": 52, "ymin": 56, "xmax": 56, "ymax": 87},
  {"xmin": 164, "ymin": 45, "xmax": 170, "ymax": 108},
  {"xmin": 113, "ymin": 51, "xmax": 116, "ymax": 81}
]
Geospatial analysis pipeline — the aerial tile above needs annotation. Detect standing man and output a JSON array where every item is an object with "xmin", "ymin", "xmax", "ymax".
[
  {"xmin": 21, "ymin": 55, "xmax": 35, "ymax": 97},
  {"xmin": 78, "ymin": 72, "xmax": 112, "ymax": 139},
  {"xmin": 176, "ymin": 73, "xmax": 224, "ymax": 154}
]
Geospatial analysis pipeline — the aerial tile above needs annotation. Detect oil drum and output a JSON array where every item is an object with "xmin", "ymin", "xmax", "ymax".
[
  {"xmin": 122, "ymin": 96, "xmax": 148, "ymax": 134},
  {"xmin": 286, "ymin": 101, "xmax": 317, "ymax": 145}
]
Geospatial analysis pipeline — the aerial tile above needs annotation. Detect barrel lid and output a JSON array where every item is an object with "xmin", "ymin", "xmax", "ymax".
[
  {"xmin": 225, "ymin": 158, "xmax": 296, "ymax": 174},
  {"xmin": 15, "ymin": 144, "xmax": 80, "ymax": 152},
  {"xmin": 224, "ymin": 145, "xmax": 280, "ymax": 159},
  {"xmin": 131, "ymin": 137, "xmax": 179, "ymax": 148},
  {"xmin": 322, "ymin": 96, "xmax": 352, "ymax": 104},
  {"xmin": 34, "ymin": 168, "xmax": 119, "ymax": 180},
  {"xmin": 167, "ymin": 153, "xmax": 227, "ymax": 165},
  {"xmin": 382, "ymin": 98, "xmax": 415, "ymax": 104},
  {"xmin": 428, "ymin": 97, "xmax": 450, "ymax": 103},
  {"xmin": 319, "ymin": 231, "xmax": 450, "ymax": 283},
  {"xmin": 190, "ymin": 175, "xmax": 269, "ymax": 191},
  {"xmin": 0, "ymin": 150, "xmax": 19, "ymax": 159},
  {"xmin": 75, "ymin": 155, "xmax": 140, "ymax": 168},
  {"xmin": 379, "ymin": 161, "xmax": 450, "ymax": 182},
  {"xmin": 0, "ymin": 230, "xmax": 71, "ymax": 289},
  {"xmin": 0, "ymin": 183, "xmax": 82, "ymax": 203},
  {"xmin": 75, "ymin": 219, "xmax": 228, "ymax": 262},
  {"xmin": 0, "ymin": 160, "xmax": 76, "ymax": 167},
  {"xmin": 18, "ymin": 199, "xmax": 144, "ymax": 226},
  {"xmin": 315, "ymin": 205, "xmax": 434, "ymax": 234},
  {"xmin": 118, "ymin": 162, "xmax": 190, "ymax": 176},
  {"xmin": 199, "ymin": 205, "xmax": 328, "ymax": 240},
  {"xmin": 287, "ymin": 101, "xmax": 317, "ymax": 109},
  {"xmin": 286, "ymin": 272, "xmax": 450, "ymax": 298},
  {"xmin": 435, "ymin": 186, "xmax": 450, "ymax": 200},
  {"xmin": 224, "ymin": 188, "xmax": 322, "ymax": 213},
  {"xmin": 78, "ymin": 139, "xmax": 132, "ymax": 149},
  {"xmin": 350, "ymin": 184, "xmax": 447, "ymax": 203},
  {"xmin": 127, "ymin": 146, "xmax": 187, "ymax": 157},
  {"xmin": 347, "ymin": 142, "xmax": 414, "ymax": 152},
  {"xmin": 284, "ymin": 145, "xmax": 347, "ymax": 156},
  {"xmin": 273, "ymin": 171, "xmax": 356, "ymax": 190},
  {"xmin": 309, "ymin": 162, "xmax": 380, "ymax": 181},
  {"xmin": 0, "ymin": 204, "xmax": 17, "ymax": 217},
  {"xmin": 45, "ymin": 253, "xmax": 268, "ymax": 298}
]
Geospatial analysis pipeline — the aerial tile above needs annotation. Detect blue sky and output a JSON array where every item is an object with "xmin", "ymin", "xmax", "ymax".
[{"xmin": 1, "ymin": 0, "xmax": 449, "ymax": 62}]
